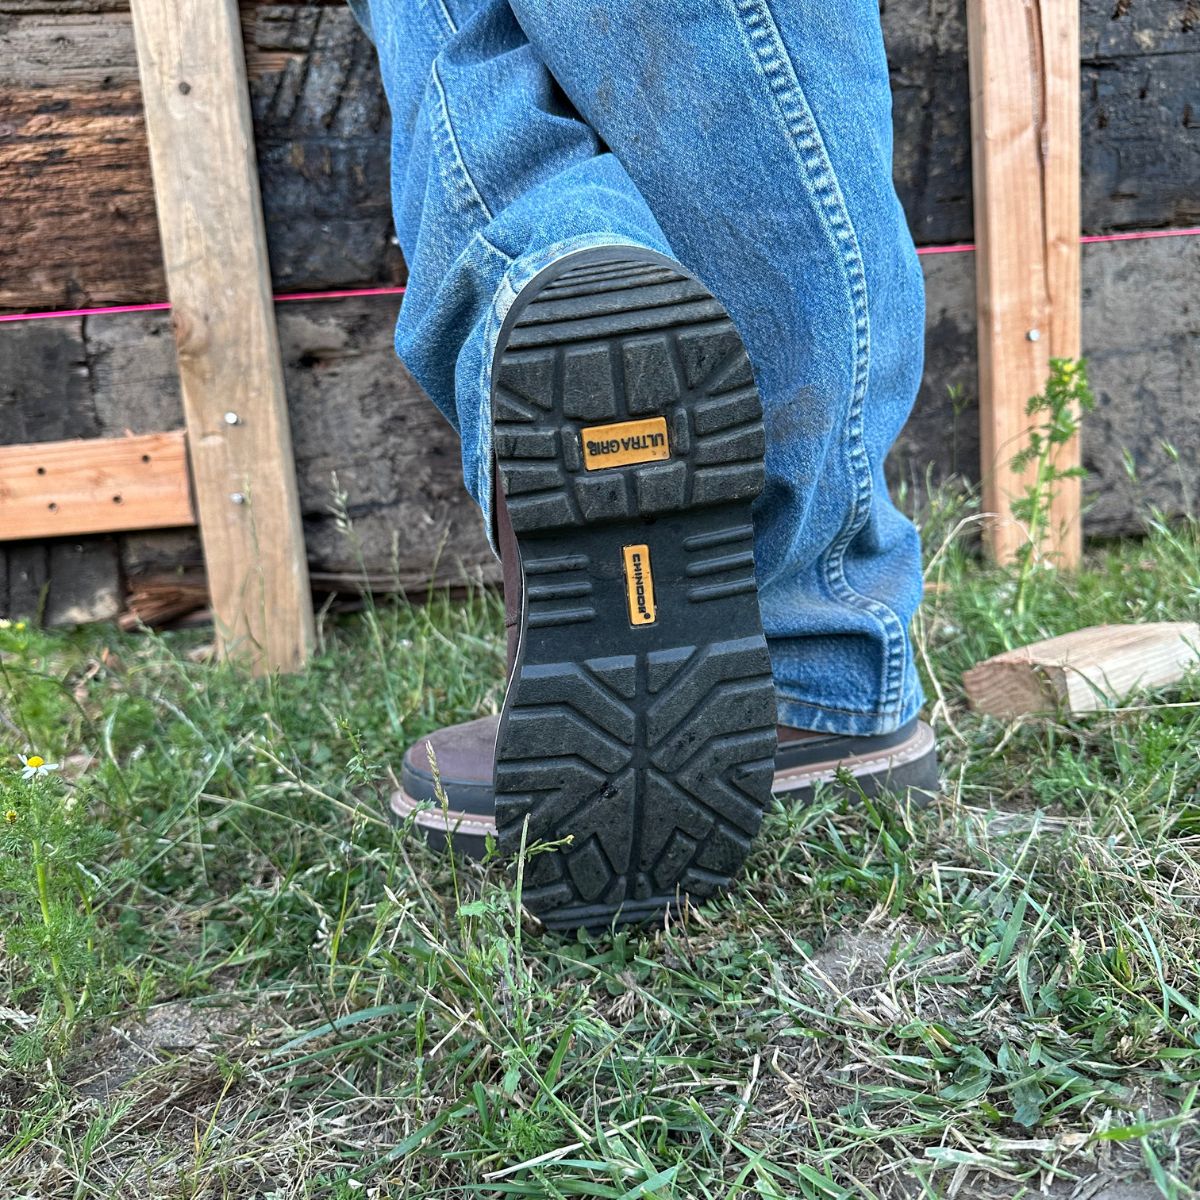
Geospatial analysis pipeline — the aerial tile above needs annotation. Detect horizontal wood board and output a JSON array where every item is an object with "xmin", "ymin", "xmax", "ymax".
[{"xmin": 0, "ymin": 430, "xmax": 194, "ymax": 539}]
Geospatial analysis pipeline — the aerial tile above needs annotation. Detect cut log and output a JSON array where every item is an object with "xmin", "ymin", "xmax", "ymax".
[
  {"xmin": 963, "ymin": 622, "xmax": 1200, "ymax": 717},
  {"xmin": 118, "ymin": 577, "xmax": 208, "ymax": 630}
]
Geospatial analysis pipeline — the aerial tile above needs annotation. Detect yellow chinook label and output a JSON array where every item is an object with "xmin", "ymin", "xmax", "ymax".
[
  {"xmin": 581, "ymin": 417, "xmax": 670, "ymax": 470},
  {"xmin": 623, "ymin": 544, "xmax": 657, "ymax": 626}
]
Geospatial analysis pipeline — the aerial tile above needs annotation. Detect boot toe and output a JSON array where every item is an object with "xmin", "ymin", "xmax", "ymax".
[{"xmin": 392, "ymin": 714, "xmax": 499, "ymax": 857}]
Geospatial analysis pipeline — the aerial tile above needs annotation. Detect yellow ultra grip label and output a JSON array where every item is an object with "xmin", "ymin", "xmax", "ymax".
[
  {"xmin": 581, "ymin": 417, "xmax": 670, "ymax": 470},
  {"xmin": 623, "ymin": 544, "xmax": 657, "ymax": 626}
]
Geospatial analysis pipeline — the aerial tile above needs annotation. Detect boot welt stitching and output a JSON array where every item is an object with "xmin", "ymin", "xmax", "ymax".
[
  {"xmin": 393, "ymin": 789, "xmax": 496, "ymax": 835},
  {"xmin": 772, "ymin": 723, "xmax": 936, "ymax": 788}
]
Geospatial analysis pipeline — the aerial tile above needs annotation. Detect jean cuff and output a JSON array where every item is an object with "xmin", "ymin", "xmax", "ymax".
[{"xmin": 774, "ymin": 678, "xmax": 925, "ymax": 737}]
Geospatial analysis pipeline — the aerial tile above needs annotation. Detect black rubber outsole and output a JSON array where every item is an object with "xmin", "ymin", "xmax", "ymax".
[{"xmin": 491, "ymin": 248, "xmax": 777, "ymax": 932}]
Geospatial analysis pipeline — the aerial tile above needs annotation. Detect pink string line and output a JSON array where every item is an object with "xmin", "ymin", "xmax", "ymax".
[
  {"xmin": 2, "ymin": 226, "xmax": 1198, "ymax": 325},
  {"xmin": 0, "ymin": 285, "xmax": 408, "ymax": 325},
  {"xmin": 917, "ymin": 227, "xmax": 1200, "ymax": 256}
]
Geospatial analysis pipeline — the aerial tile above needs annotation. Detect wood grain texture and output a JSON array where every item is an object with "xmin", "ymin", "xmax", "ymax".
[
  {"xmin": 967, "ymin": 0, "xmax": 1082, "ymax": 564},
  {"xmin": 0, "ymin": 2, "xmax": 400, "ymax": 311},
  {"xmin": 0, "ymin": 8, "xmax": 163, "ymax": 310},
  {"xmin": 1043, "ymin": 1, "xmax": 1082, "ymax": 566},
  {"xmin": 130, "ymin": 0, "xmax": 313, "ymax": 671},
  {"xmin": 0, "ymin": 431, "xmax": 193, "ymax": 539},
  {"xmin": 2, "ymin": 1, "xmax": 1195, "ymax": 312},
  {"xmin": 963, "ymin": 622, "xmax": 1200, "ymax": 716}
]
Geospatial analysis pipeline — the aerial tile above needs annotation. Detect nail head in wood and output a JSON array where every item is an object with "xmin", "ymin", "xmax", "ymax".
[{"xmin": 130, "ymin": 0, "xmax": 314, "ymax": 673}]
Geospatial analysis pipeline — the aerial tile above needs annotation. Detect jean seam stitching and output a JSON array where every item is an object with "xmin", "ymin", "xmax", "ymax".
[
  {"xmin": 420, "ymin": 0, "xmax": 457, "ymax": 40},
  {"xmin": 731, "ymin": 0, "xmax": 907, "ymax": 714},
  {"xmin": 429, "ymin": 60, "xmax": 493, "ymax": 225},
  {"xmin": 476, "ymin": 236, "xmax": 516, "ymax": 514},
  {"xmin": 775, "ymin": 683, "xmax": 922, "ymax": 720}
]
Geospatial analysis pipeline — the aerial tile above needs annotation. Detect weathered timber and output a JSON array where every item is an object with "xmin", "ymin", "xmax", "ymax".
[
  {"xmin": 0, "ymin": 300, "xmax": 499, "ymax": 609},
  {"xmin": 81, "ymin": 299, "xmax": 499, "ymax": 591},
  {"xmin": 883, "ymin": 0, "xmax": 1200, "ymax": 244},
  {"xmin": 0, "ymin": 318, "xmax": 126, "ymax": 620},
  {"xmin": 0, "ymin": 531, "xmax": 123, "ymax": 623},
  {"xmin": 963, "ymin": 622, "xmax": 1200, "ymax": 716},
  {"xmin": 0, "ymin": 1, "xmax": 401, "ymax": 311},
  {"xmin": 45, "ymin": 539, "xmax": 122, "ymax": 623},
  {"xmin": 1, "ymin": 232, "xmax": 1194, "ymax": 622},
  {"xmin": 1, "ymin": 1, "xmax": 1196, "ymax": 311},
  {"xmin": 245, "ymin": 4, "xmax": 402, "ymax": 292},
  {"xmin": 889, "ymin": 234, "xmax": 1200, "ymax": 537},
  {"xmin": 0, "ymin": 319, "xmax": 98, "ymax": 441}
]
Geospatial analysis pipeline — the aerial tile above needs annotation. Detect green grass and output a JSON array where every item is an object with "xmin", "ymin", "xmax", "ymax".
[{"xmin": 1, "ymin": 499, "xmax": 1199, "ymax": 1199}]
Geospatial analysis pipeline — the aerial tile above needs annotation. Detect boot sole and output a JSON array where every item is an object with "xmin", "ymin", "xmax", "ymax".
[
  {"xmin": 772, "ymin": 720, "xmax": 940, "ymax": 804},
  {"xmin": 492, "ymin": 248, "xmax": 777, "ymax": 932},
  {"xmin": 391, "ymin": 718, "xmax": 938, "ymax": 863}
]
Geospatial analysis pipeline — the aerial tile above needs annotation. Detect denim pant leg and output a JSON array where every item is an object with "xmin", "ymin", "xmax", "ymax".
[
  {"xmin": 348, "ymin": 0, "xmax": 674, "ymax": 529},
  {"xmin": 354, "ymin": 0, "xmax": 925, "ymax": 736},
  {"xmin": 502, "ymin": 2, "xmax": 925, "ymax": 737}
]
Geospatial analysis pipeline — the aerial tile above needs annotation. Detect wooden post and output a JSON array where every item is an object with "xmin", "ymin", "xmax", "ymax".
[
  {"xmin": 129, "ymin": 0, "xmax": 313, "ymax": 671},
  {"xmin": 967, "ymin": 0, "xmax": 1082, "ymax": 565}
]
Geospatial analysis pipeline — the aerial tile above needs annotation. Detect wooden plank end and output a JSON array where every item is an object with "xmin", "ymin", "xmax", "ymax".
[
  {"xmin": 0, "ymin": 430, "xmax": 195, "ymax": 541},
  {"xmin": 964, "ymin": 622, "xmax": 1200, "ymax": 717}
]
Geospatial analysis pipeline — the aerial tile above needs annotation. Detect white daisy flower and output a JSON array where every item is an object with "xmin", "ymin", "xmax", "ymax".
[{"xmin": 19, "ymin": 754, "xmax": 60, "ymax": 780}]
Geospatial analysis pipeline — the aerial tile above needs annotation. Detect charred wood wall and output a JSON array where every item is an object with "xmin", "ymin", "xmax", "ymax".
[{"xmin": 1, "ymin": 0, "xmax": 1197, "ymax": 619}]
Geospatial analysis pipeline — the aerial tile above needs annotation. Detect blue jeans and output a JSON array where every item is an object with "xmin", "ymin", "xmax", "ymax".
[{"xmin": 349, "ymin": 0, "xmax": 926, "ymax": 736}]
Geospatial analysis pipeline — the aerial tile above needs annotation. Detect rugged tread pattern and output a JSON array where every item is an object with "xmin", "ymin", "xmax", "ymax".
[
  {"xmin": 684, "ymin": 521, "xmax": 758, "ymax": 605},
  {"xmin": 495, "ymin": 262, "xmax": 766, "ymax": 535},
  {"xmin": 493, "ymin": 252, "xmax": 775, "ymax": 931},
  {"xmin": 495, "ymin": 641, "xmax": 777, "ymax": 917}
]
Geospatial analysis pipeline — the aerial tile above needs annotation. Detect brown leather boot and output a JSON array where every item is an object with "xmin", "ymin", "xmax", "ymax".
[
  {"xmin": 396, "ymin": 449, "xmax": 937, "ymax": 862},
  {"xmin": 393, "ymin": 249, "xmax": 942, "ymax": 930},
  {"xmin": 391, "ymin": 483, "xmax": 521, "ymax": 862},
  {"xmin": 395, "ymin": 714, "xmax": 938, "ymax": 862},
  {"xmin": 393, "ymin": 246, "xmax": 780, "ymax": 931}
]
